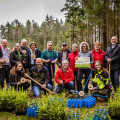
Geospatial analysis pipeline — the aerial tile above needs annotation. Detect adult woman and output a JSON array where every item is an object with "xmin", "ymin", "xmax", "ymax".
[
  {"xmin": 26, "ymin": 42, "xmax": 41, "ymax": 70},
  {"xmin": 10, "ymin": 62, "xmax": 30, "ymax": 90},
  {"xmin": 88, "ymin": 61, "xmax": 111, "ymax": 97},
  {"xmin": 68, "ymin": 44, "xmax": 79, "ymax": 90},
  {"xmin": 10, "ymin": 43, "xmax": 24, "ymax": 68},
  {"xmin": 77, "ymin": 42, "xmax": 94, "ymax": 93},
  {"xmin": 91, "ymin": 41, "xmax": 106, "ymax": 75}
]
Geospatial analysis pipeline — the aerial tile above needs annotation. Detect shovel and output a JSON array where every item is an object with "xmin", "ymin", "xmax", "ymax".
[
  {"xmin": 50, "ymin": 64, "xmax": 55, "ymax": 88},
  {"xmin": 24, "ymin": 74, "xmax": 54, "ymax": 94}
]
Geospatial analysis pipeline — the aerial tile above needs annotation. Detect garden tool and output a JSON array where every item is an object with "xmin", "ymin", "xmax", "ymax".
[
  {"xmin": 50, "ymin": 63, "xmax": 55, "ymax": 88},
  {"xmin": 79, "ymin": 89, "xmax": 108, "ymax": 98},
  {"xmin": 108, "ymin": 63, "xmax": 113, "ymax": 93},
  {"xmin": 24, "ymin": 74, "xmax": 54, "ymax": 94}
]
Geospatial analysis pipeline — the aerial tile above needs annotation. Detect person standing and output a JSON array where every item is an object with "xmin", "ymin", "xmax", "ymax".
[
  {"xmin": 77, "ymin": 42, "xmax": 94, "ymax": 93},
  {"xmin": 58, "ymin": 43, "xmax": 71, "ymax": 68},
  {"xmin": 20, "ymin": 39, "xmax": 30, "ymax": 69},
  {"xmin": 91, "ymin": 41, "xmax": 106, "ymax": 78},
  {"xmin": 26, "ymin": 42, "xmax": 41, "ymax": 70},
  {"xmin": 68, "ymin": 44, "xmax": 79, "ymax": 89},
  {"xmin": 41, "ymin": 41, "xmax": 58, "ymax": 86},
  {"xmin": 10, "ymin": 43, "xmax": 24, "ymax": 68},
  {"xmin": 1, "ymin": 39, "xmax": 11, "ymax": 85},
  {"xmin": 105, "ymin": 36, "xmax": 120, "ymax": 92}
]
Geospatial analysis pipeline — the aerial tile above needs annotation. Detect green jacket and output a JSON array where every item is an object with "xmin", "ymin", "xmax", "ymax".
[{"xmin": 92, "ymin": 70, "xmax": 109, "ymax": 89}]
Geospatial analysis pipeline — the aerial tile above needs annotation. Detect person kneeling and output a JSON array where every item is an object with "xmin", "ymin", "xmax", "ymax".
[
  {"xmin": 88, "ymin": 61, "xmax": 112, "ymax": 98},
  {"xmin": 55, "ymin": 60, "xmax": 74, "ymax": 94},
  {"xmin": 30, "ymin": 58, "xmax": 52, "ymax": 97},
  {"xmin": 10, "ymin": 62, "xmax": 30, "ymax": 90}
]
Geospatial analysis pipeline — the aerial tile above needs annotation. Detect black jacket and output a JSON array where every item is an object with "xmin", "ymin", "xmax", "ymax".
[
  {"xmin": 10, "ymin": 70, "xmax": 24, "ymax": 86},
  {"xmin": 58, "ymin": 49, "xmax": 71, "ymax": 65},
  {"xmin": 0, "ymin": 46, "xmax": 3, "ymax": 58},
  {"xmin": 20, "ymin": 46, "xmax": 30, "ymax": 54},
  {"xmin": 20, "ymin": 46, "xmax": 30, "ymax": 69},
  {"xmin": 10, "ymin": 51, "xmax": 24, "ymax": 68},
  {"xmin": 30, "ymin": 66, "xmax": 50, "ymax": 86},
  {"xmin": 105, "ymin": 43, "xmax": 120, "ymax": 71},
  {"xmin": 9, "ymin": 69, "xmax": 30, "ymax": 90},
  {"xmin": 26, "ymin": 49, "xmax": 41, "ymax": 69}
]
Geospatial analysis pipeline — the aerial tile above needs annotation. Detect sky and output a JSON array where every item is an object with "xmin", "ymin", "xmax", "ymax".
[{"xmin": 0, "ymin": 0, "xmax": 66, "ymax": 26}]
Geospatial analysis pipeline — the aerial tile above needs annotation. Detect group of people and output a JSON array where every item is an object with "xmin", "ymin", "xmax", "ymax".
[{"xmin": 0, "ymin": 36, "xmax": 120, "ymax": 97}]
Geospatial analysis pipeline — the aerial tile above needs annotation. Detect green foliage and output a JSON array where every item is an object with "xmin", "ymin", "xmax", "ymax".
[
  {"xmin": 0, "ymin": 87, "xmax": 28, "ymax": 113},
  {"xmin": 108, "ymin": 87, "xmax": 120, "ymax": 116},
  {"xmin": 29, "ymin": 94, "xmax": 67, "ymax": 120}
]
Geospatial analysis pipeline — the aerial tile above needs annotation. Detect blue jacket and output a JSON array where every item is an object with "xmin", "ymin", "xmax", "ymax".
[
  {"xmin": 26, "ymin": 49, "xmax": 41, "ymax": 69},
  {"xmin": 58, "ymin": 49, "xmax": 71, "ymax": 65}
]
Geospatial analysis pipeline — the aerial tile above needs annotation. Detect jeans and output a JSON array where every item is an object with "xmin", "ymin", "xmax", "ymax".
[
  {"xmin": 33, "ymin": 84, "xmax": 52, "ymax": 97},
  {"xmin": 55, "ymin": 81, "xmax": 74, "ymax": 94},
  {"xmin": 110, "ymin": 69, "xmax": 120, "ymax": 92}
]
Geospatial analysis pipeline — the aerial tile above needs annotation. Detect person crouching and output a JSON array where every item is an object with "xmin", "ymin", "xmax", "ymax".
[
  {"xmin": 30, "ymin": 58, "xmax": 52, "ymax": 97},
  {"xmin": 10, "ymin": 62, "xmax": 30, "ymax": 90},
  {"xmin": 88, "ymin": 61, "xmax": 112, "ymax": 98},
  {"xmin": 55, "ymin": 60, "xmax": 74, "ymax": 93}
]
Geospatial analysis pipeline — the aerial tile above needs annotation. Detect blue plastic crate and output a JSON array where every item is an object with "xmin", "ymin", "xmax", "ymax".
[
  {"xmin": 66, "ymin": 99, "xmax": 82, "ymax": 108},
  {"xmin": 82, "ymin": 96, "xmax": 96, "ymax": 108}
]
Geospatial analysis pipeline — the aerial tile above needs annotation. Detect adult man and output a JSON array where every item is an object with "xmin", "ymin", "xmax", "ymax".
[
  {"xmin": 58, "ymin": 43, "xmax": 71, "ymax": 68},
  {"xmin": 20, "ymin": 39, "xmax": 30, "ymax": 69},
  {"xmin": 1, "ymin": 39, "xmax": 10, "ymax": 86},
  {"xmin": 41, "ymin": 41, "xmax": 58, "ymax": 86},
  {"xmin": 105, "ymin": 36, "xmax": 120, "ymax": 92},
  {"xmin": 30, "ymin": 58, "xmax": 52, "ymax": 97},
  {"xmin": 55, "ymin": 60, "xmax": 74, "ymax": 93}
]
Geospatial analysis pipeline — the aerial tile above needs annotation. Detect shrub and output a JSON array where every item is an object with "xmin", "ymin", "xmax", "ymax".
[
  {"xmin": 108, "ymin": 87, "xmax": 120, "ymax": 116},
  {"xmin": 0, "ymin": 87, "xmax": 28, "ymax": 114},
  {"xmin": 29, "ymin": 93, "xmax": 67, "ymax": 120}
]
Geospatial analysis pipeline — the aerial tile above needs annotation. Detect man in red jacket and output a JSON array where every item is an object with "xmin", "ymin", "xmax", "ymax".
[{"xmin": 55, "ymin": 60, "xmax": 74, "ymax": 93}]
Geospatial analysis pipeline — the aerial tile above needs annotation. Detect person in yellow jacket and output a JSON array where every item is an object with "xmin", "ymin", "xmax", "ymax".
[{"xmin": 88, "ymin": 61, "xmax": 112, "ymax": 97}]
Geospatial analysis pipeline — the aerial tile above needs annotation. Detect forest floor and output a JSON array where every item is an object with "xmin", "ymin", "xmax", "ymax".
[
  {"xmin": 0, "ymin": 90, "xmax": 112, "ymax": 120},
  {"xmin": 0, "ymin": 66, "xmax": 113, "ymax": 120}
]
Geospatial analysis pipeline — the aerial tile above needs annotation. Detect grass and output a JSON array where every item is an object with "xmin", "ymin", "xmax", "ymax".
[
  {"xmin": 0, "ymin": 94, "xmax": 112, "ymax": 120},
  {"xmin": 0, "ymin": 65, "xmax": 112, "ymax": 120}
]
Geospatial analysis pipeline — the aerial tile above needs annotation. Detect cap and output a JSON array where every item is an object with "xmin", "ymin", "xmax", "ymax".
[{"xmin": 62, "ymin": 43, "xmax": 67, "ymax": 46}]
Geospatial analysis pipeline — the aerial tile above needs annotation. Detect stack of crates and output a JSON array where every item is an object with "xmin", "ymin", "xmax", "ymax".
[{"xmin": 66, "ymin": 96, "xmax": 96, "ymax": 108}]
